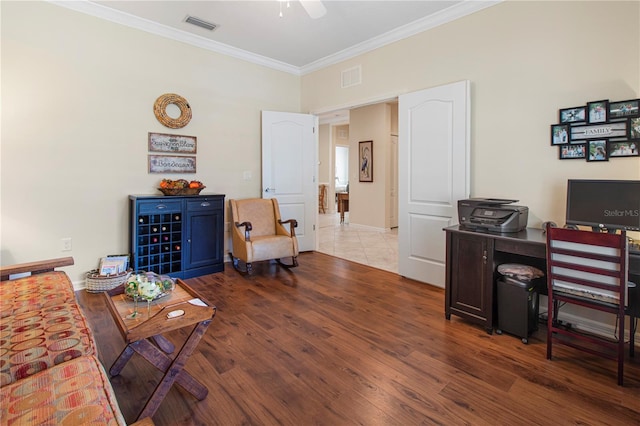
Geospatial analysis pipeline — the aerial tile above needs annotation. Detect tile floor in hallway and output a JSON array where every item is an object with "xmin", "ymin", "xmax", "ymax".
[{"xmin": 317, "ymin": 211, "xmax": 398, "ymax": 273}]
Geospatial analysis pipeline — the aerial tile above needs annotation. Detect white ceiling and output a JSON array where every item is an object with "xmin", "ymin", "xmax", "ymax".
[{"xmin": 55, "ymin": 0, "xmax": 499, "ymax": 75}]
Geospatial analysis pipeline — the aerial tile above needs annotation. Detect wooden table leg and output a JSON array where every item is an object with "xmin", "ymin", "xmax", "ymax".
[
  {"xmin": 151, "ymin": 335, "xmax": 175, "ymax": 354},
  {"xmin": 136, "ymin": 320, "xmax": 211, "ymax": 421},
  {"xmin": 110, "ymin": 345, "xmax": 136, "ymax": 376}
]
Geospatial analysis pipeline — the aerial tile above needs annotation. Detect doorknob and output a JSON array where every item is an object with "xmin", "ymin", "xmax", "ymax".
[{"xmin": 264, "ymin": 187, "xmax": 276, "ymax": 193}]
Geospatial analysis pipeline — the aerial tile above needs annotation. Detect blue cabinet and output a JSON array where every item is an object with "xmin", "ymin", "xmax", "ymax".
[{"xmin": 129, "ymin": 194, "xmax": 225, "ymax": 279}]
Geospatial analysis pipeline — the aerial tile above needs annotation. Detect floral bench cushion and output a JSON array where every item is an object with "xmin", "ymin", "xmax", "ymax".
[
  {"xmin": 0, "ymin": 355, "xmax": 126, "ymax": 425},
  {"xmin": 0, "ymin": 299, "xmax": 97, "ymax": 386}
]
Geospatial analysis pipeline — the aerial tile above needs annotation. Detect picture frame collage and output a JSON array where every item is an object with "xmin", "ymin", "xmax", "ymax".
[{"xmin": 551, "ymin": 98, "xmax": 640, "ymax": 161}]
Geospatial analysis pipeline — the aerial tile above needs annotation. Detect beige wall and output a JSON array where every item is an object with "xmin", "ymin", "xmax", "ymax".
[
  {"xmin": 1, "ymin": 1, "xmax": 300, "ymax": 282},
  {"xmin": 303, "ymin": 1, "xmax": 640, "ymax": 234},
  {"xmin": 349, "ymin": 103, "xmax": 392, "ymax": 228},
  {"xmin": 2, "ymin": 1, "xmax": 639, "ymax": 287},
  {"xmin": 318, "ymin": 124, "xmax": 331, "ymax": 185},
  {"xmin": 327, "ymin": 103, "xmax": 398, "ymax": 229}
]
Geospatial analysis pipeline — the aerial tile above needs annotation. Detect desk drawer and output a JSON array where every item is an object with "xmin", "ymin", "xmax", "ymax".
[{"xmin": 495, "ymin": 239, "xmax": 545, "ymax": 259}]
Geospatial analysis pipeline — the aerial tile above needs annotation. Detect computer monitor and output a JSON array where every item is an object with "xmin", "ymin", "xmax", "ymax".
[{"xmin": 565, "ymin": 179, "xmax": 640, "ymax": 232}]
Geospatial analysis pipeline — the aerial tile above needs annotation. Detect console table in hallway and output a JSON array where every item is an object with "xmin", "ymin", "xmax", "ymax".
[{"xmin": 337, "ymin": 192, "xmax": 349, "ymax": 224}]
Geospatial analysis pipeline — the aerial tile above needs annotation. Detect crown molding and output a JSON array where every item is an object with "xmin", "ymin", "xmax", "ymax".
[
  {"xmin": 300, "ymin": 1, "xmax": 501, "ymax": 75},
  {"xmin": 48, "ymin": 0, "xmax": 300, "ymax": 75},
  {"xmin": 49, "ymin": 0, "xmax": 501, "ymax": 77}
]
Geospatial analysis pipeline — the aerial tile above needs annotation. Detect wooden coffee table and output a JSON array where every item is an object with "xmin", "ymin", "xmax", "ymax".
[{"xmin": 104, "ymin": 278, "xmax": 216, "ymax": 421}]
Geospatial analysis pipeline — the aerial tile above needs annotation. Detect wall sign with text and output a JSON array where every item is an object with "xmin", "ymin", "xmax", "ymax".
[{"xmin": 551, "ymin": 98, "xmax": 639, "ymax": 162}]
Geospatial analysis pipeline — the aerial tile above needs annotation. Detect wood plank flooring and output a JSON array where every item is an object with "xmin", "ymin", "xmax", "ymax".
[{"xmin": 76, "ymin": 252, "xmax": 640, "ymax": 425}]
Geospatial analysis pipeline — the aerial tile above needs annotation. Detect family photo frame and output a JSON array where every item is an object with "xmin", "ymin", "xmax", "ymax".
[
  {"xmin": 587, "ymin": 100, "xmax": 608, "ymax": 124},
  {"xmin": 559, "ymin": 144, "xmax": 586, "ymax": 160},
  {"xmin": 559, "ymin": 106, "xmax": 586, "ymax": 123},
  {"xmin": 586, "ymin": 140, "xmax": 608, "ymax": 162},
  {"xmin": 609, "ymin": 99, "xmax": 640, "ymax": 119},
  {"xmin": 552, "ymin": 97, "xmax": 640, "ymax": 162},
  {"xmin": 630, "ymin": 117, "xmax": 640, "ymax": 139},
  {"xmin": 608, "ymin": 140, "xmax": 639, "ymax": 158},
  {"xmin": 550, "ymin": 124, "xmax": 570, "ymax": 145},
  {"xmin": 358, "ymin": 140, "xmax": 373, "ymax": 182}
]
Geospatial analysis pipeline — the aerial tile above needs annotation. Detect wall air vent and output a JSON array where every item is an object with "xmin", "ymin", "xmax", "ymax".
[
  {"xmin": 341, "ymin": 65, "xmax": 362, "ymax": 88},
  {"xmin": 185, "ymin": 15, "xmax": 218, "ymax": 31}
]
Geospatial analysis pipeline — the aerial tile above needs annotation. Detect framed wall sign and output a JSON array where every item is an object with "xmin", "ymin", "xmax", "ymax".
[
  {"xmin": 148, "ymin": 132, "xmax": 197, "ymax": 154},
  {"xmin": 570, "ymin": 121, "xmax": 626, "ymax": 141},
  {"xmin": 148, "ymin": 155, "xmax": 196, "ymax": 173},
  {"xmin": 358, "ymin": 140, "xmax": 373, "ymax": 182}
]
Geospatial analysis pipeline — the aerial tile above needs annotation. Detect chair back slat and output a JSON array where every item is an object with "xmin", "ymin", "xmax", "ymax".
[
  {"xmin": 545, "ymin": 223, "xmax": 629, "ymax": 386},
  {"xmin": 546, "ymin": 226, "xmax": 627, "ymax": 305}
]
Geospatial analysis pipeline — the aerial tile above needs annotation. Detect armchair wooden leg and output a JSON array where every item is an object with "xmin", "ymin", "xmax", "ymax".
[
  {"xmin": 230, "ymin": 253, "xmax": 253, "ymax": 274},
  {"xmin": 276, "ymin": 256, "xmax": 298, "ymax": 268}
]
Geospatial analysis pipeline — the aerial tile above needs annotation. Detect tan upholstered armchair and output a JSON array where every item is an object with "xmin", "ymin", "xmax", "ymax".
[{"xmin": 229, "ymin": 198, "xmax": 299, "ymax": 273}]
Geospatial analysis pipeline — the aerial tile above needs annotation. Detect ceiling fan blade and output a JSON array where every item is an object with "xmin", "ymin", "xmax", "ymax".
[{"xmin": 299, "ymin": 0, "xmax": 327, "ymax": 19}]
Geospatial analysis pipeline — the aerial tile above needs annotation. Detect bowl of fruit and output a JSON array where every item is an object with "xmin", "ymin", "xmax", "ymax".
[{"xmin": 158, "ymin": 179, "xmax": 205, "ymax": 196}]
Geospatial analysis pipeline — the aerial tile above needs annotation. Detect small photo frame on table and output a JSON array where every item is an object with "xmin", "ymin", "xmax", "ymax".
[
  {"xmin": 587, "ymin": 140, "xmax": 608, "ymax": 162},
  {"xmin": 358, "ymin": 140, "xmax": 373, "ymax": 182},
  {"xmin": 609, "ymin": 99, "xmax": 640, "ymax": 119},
  {"xmin": 559, "ymin": 106, "xmax": 586, "ymax": 123},
  {"xmin": 629, "ymin": 117, "xmax": 640, "ymax": 139},
  {"xmin": 587, "ymin": 100, "xmax": 608, "ymax": 123},
  {"xmin": 608, "ymin": 139, "xmax": 639, "ymax": 158},
  {"xmin": 559, "ymin": 144, "xmax": 586, "ymax": 160},
  {"xmin": 550, "ymin": 124, "xmax": 570, "ymax": 145}
]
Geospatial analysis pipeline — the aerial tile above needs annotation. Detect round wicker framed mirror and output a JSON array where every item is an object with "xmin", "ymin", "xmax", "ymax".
[{"xmin": 153, "ymin": 93, "xmax": 192, "ymax": 129}]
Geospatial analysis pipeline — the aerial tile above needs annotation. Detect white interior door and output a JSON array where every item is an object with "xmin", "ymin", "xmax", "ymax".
[
  {"xmin": 389, "ymin": 135, "xmax": 399, "ymax": 228},
  {"xmin": 261, "ymin": 111, "xmax": 317, "ymax": 252},
  {"xmin": 398, "ymin": 81, "xmax": 470, "ymax": 287}
]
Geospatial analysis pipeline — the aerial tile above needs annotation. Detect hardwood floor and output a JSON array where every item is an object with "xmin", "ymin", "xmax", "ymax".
[{"xmin": 76, "ymin": 252, "xmax": 640, "ymax": 425}]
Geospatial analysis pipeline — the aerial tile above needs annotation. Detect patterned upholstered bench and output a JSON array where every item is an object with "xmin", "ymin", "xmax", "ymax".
[{"xmin": 0, "ymin": 257, "xmax": 152, "ymax": 426}]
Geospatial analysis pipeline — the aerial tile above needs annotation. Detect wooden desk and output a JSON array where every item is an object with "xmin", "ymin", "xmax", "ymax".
[
  {"xmin": 444, "ymin": 225, "xmax": 640, "ymax": 338},
  {"xmin": 104, "ymin": 279, "xmax": 216, "ymax": 421},
  {"xmin": 337, "ymin": 192, "xmax": 349, "ymax": 224}
]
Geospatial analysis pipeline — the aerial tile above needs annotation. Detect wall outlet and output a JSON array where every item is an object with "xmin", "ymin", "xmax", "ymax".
[{"xmin": 61, "ymin": 238, "xmax": 72, "ymax": 252}]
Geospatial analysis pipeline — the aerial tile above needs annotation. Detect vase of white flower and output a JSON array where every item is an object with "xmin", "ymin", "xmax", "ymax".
[{"xmin": 124, "ymin": 271, "xmax": 175, "ymax": 319}]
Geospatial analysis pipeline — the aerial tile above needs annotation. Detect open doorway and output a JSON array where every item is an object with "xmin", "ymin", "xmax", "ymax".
[{"xmin": 316, "ymin": 103, "xmax": 399, "ymax": 273}]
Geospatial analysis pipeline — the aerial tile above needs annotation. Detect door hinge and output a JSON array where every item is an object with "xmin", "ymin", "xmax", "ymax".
[{"xmin": 313, "ymin": 224, "xmax": 316, "ymax": 230}]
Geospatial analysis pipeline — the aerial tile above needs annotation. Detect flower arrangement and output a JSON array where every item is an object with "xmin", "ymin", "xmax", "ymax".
[{"xmin": 125, "ymin": 271, "xmax": 175, "ymax": 318}]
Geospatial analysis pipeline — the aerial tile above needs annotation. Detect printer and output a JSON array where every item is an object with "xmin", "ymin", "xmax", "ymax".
[{"xmin": 458, "ymin": 198, "xmax": 529, "ymax": 233}]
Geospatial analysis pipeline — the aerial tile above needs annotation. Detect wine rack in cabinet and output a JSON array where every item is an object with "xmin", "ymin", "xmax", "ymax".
[{"xmin": 129, "ymin": 194, "xmax": 225, "ymax": 279}]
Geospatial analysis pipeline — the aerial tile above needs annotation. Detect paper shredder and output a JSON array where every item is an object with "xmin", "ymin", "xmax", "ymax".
[{"xmin": 496, "ymin": 264, "xmax": 545, "ymax": 344}]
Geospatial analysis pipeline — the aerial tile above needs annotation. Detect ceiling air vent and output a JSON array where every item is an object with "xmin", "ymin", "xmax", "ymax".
[
  {"xmin": 341, "ymin": 65, "xmax": 362, "ymax": 88},
  {"xmin": 185, "ymin": 15, "xmax": 218, "ymax": 31}
]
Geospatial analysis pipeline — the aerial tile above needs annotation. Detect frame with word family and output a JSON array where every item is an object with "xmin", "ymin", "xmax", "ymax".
[{"xmin": 552, "ymin": 98, "xmax": 639, "ymax": 161}]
